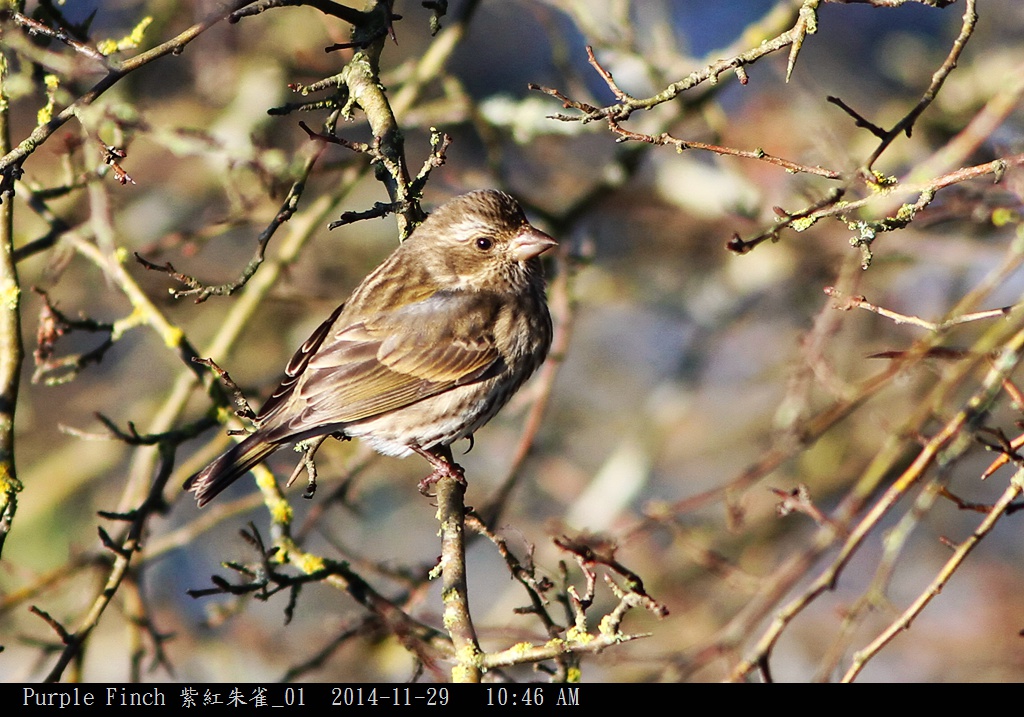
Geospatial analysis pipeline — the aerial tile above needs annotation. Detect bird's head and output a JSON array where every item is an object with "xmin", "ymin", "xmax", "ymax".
[{"xmin": 412, "ymin": 190, "xmax": 557, "ymax": 291}]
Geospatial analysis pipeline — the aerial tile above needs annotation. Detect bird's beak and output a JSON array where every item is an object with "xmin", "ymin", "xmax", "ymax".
[{"xmin": 511, "ymin": 225, "xmax": 558, "ymax": 262}]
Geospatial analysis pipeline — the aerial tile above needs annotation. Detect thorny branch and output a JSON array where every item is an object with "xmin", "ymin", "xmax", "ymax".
[
  {"xmin": 729, "ymin": 316, "xmax": 1024, "ymax": 682},
  {"xmin": 0, "ymin": 0, "xmax": 257, "ymax": 193},
  {"xmin": 534, "ymin": 0, "xmax": 983, "ymax": 263}
]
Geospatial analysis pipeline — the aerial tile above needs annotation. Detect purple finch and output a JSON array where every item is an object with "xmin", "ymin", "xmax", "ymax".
[{"xmin": 184, "ymin": 190, "xmax": 556, "ymax": 507}]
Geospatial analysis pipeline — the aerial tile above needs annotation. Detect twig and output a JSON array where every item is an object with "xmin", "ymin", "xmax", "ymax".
[
  {"xmin": 529, "ymin": 20, "xmax": 806, "ymax": 125},
  {"xmin": 6, "ymin": 11, "xmax": 110, "ymax": 65},
  {"xmin": 842, "ymin": 467, "xmax": 1024, "ymax": 681},
  {"xmin": 728, "ymin": 153, "xmax": 1024, "ymax": 255},
  {"xmin": 824, "ymin": 286, "xmax": 1014, "ymax": 332},
  {"xmin": 554, "ymin": 534, "xmax": 669, "ymax": 618},
  {"xmin": 1, "ymin": 0, "xmax": 257, "ymax": 194},
  {"xmin": 729, "ymin": 319, "xmax": 1024, "ymax": 681},
  {"xmin": 861, "ymin": 0, "xmax": 978, "ymax": 172},
  {"xmin": 609, "ymin": 121, "xmax": 843, "ymax": 179},
  {"xmin": 770, "ymin": 484, "xmax": 838, "ymax": 530},
  {"xmin": 136, "ymin": 138, "xmax": 328, "ymax": 302},
  {"xmin": 42, "ymin": 434, "xmax": 180, "ymax": 681},
  {"xmin": 285, "ymin": 434, "xmax": 331, "ymax": 500},
  {"xmin": 827, "ymin": 96, "xmax": 888, "ymax": 139},
  {"xmin": 30, "ymin": 287, "xmax": 117, "ymax": 385},
  {"xmin": 229, "ymin": 0, "xmax": 372, "ymax": 25},
  {"xmin": 192, "ymin": 357, "xmax": 257, "ymax": 422},
  {"xmin": 422, "ymin": 0, "xmax": 448, "ymax": 35}
]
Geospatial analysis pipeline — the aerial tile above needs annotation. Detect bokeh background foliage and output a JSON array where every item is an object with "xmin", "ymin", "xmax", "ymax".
[{"xmin": 2, "ymin": 0, "xmax": 1024, "ymax": 682}]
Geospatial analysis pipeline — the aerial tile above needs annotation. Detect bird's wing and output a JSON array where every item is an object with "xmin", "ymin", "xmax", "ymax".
[
  {"xmin": 260, "ymin": 290, "xmax": 504, "ymax": 437},
  {"xmin": 256, "ymin": 302, "xmax": 345, "ymax": 420}
]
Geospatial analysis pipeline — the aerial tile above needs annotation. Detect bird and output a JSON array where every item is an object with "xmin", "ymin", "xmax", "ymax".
[{"xmin": 184, "ymin": 190, "xmax": 557, "ymax": 507}]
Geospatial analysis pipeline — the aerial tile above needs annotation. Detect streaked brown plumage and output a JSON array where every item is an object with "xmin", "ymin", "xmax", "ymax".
[{"xmin": 184, "ymin": 190, "xmax": 556, "ymax": 507}]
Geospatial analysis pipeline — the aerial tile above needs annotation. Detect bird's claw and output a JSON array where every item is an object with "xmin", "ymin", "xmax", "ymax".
[
  {"xmin": 413, "ymin": 446, "xmax": 466, "ymax": 495},
  {"xmin": 417, "ymin": 461, "xmax": 466, "ymax": 495}
]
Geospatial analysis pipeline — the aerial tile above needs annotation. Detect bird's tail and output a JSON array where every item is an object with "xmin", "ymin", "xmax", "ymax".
[{"xmin": 183, "ymin": 431, "xmax": 279, "ymax": 508}]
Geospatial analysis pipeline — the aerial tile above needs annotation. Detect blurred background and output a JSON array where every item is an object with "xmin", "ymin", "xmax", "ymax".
[{"xmin": 2, "ymin": 0, "xmax": 1024, "ymax": 682}]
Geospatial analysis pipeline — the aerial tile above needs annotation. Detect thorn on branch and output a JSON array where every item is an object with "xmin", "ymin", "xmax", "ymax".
[
  {"xmin": 827, "ymin": 96, "xmax": 888, "ymax": 139},
  {"xmin": 409, "ymin": 128, "xmax": 452, "ymax": 196},
  {"xmin": 526, "ymin": 83, "xmax": 600, "ymax": 122},
  {"xmin": 385, "ymin": 13, "xmax": 401, "ymax": 44},
  {"xmin": 286, "ymin": 434, "xmax": 336, "ymax": 500},
  {"xmin": 325, "ymin": 14, "xmax": 402, "ymax": 54},
  {"xmin": 554, "ymin": 534, "xmax": 669, "ymax": 618},
  {"xmin": 192, "ymin": 357, "xmax": 258, "ymax": 422},
  {"xmin": 585, "ymin": 45, "xmax": 631, "ymax": 103},
  {"xmin": 94, "ymin": 413, "xmax": 159, "ymax": 445},
  {"xmin": 30, "ymin": 606, "xmax": 72, "ymax": 643},
  {"xmin": 786, "ymin": 1, "xmax": 818, "ymax": 83},
  {"xmin": 329, "ymin": 202, "xmax": 398, "ymax": 229},
  {"xmin": 133, "ymin": 252, "xmax": 244, "ymax": 304},
  {"xmin": 976, "ymin": 426, "xmax": 1024, "ymax": 480},
  {"xmin": 298, "ymin": 121, "xmax": 370, "ymax": 153},
  {"xmin": 98, "ymin": 526, "xmax": 132, "ymax": 558}
]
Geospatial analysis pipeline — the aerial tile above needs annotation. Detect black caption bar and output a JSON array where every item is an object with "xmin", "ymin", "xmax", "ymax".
[{"xmin": 10, "ymin": 684, "xmax": 586, "ymax": 709}]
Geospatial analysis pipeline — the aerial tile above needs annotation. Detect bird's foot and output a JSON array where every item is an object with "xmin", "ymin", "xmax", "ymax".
[{"xmin": 413, "ymin": 446, "xmax": 466, "ymax": 495}]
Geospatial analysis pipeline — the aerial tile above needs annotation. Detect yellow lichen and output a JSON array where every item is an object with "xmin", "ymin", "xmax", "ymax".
[
  {"xmin": 992, "ymin": 207, "xmax": 1019, "ymax": 227},
  {"xmin": 98, "ymin": 17, "xmax": 153, "ymax": 56},
  {"xmin": 791, "ymin": 216, "xmax": 817, "ymax": 232},
  {"xmin": 565, "ymin": 626, "xmax": 593, "ymax": 644},
  {"xmin": 163, "ymin": 326, "xmax": 184, "ymax": 349},
  {"xmin": 598, "ymin": 615, "xmax": 619, "ymax": 637},
  {"xmin": 269, "ymin": 498, "xmax": 294, "ymax": 526},
  {"xmin": 544, "ymin": 637, "xmax": 569, "ymax": 652},
  {"xmin": 866, "ymin": 170, "xmax": 897, "ymax": 192},
  {"xmin": 0, "ymin": 279, "xmax": 20, "ymax": 310},
  {"xmin": 37, "ymin": 74, "xmax": 59, "ymax": 125},
  {"xmin": 295, "ymin": 551, "xmax": 325, "ymax": 574},
  {"xmin": 0, "ymin": 463, "xmax": 24, "ymax": 493},
  {"xmin": 451, "ymin": 664, "xmax": 474, "ymax": 682},
  {"xmin": 456, "ymin": 644, "xmax": 481, "ymax": 664},
  {"xmin": 895, "ymin": 203, "xmax": 917, "ymax": 223}
]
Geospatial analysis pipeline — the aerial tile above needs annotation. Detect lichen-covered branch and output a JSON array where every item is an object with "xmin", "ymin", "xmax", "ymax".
[{"xmin": 0, "ymin": 49, "xmax": 23, "ymax": 559}]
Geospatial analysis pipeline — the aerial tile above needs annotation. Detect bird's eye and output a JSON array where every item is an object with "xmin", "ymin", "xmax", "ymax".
[{"xmin": 475, "ymin": 236, "xmax": 494, "ymax": 251}]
